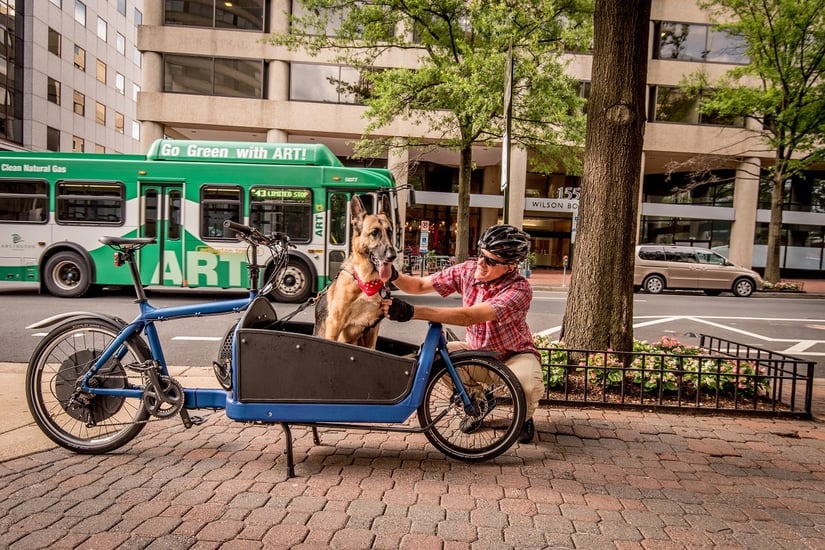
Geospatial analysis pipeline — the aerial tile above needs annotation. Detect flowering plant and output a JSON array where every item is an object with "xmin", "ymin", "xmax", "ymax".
[{"xmin": 534, "ymin": 334, "xmax": 770, "ymax": 397}]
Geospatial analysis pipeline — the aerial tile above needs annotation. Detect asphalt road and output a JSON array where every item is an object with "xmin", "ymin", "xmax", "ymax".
[{"xmin": 2, "ymin": 282, "xmax": 823, "ymax": 374}]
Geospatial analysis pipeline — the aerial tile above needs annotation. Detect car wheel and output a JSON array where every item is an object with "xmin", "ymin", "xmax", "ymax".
[
  {"xmin": 732, "ymin": 278, "xmax": 754, "ymax": 298},
  {"xmin": 643, "ymin": 275, "xmax": 665, "ymax": 294}
]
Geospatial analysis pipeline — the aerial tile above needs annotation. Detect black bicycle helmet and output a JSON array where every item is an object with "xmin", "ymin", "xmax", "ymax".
[{"xmin": 478, "ymin": 224, "xmax": 531, "ymax": 263}]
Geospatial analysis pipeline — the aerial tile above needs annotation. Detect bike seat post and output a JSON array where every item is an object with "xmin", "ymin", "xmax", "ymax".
[
  {"xmin": 248, "ymin": 242, "xmax": 259, "ymax": 291},
  {"xmin": 124, "ymin": 246, "xmax": 148, "ymax": 302}
]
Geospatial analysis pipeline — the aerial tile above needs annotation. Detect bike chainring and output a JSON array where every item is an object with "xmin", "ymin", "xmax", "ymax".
[
  {"xmin": 54, "ymin": 350, "xmax": 128, "ymax": 423},
  {"xmin": 142, "ymin": 374, "xmax": 184, "ymax": 418}
]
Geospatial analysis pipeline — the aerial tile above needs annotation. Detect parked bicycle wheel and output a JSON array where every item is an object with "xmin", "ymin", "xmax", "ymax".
[
  {"xmin": 26, "ymin": 318, "xmax": 152, "ymax": 453},
  {"xmin": 417, "ymin": 355, "xmax": 526, "ymax": 462}
]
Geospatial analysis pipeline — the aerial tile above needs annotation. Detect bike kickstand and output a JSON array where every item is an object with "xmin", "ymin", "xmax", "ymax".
[{"xmin": 280, "ymin": 423, "xmax": 295, "ymax": 478}]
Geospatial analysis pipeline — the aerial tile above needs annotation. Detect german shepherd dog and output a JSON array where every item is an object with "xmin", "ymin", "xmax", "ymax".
[{"xmin": 313, "ymin": 194, "xmax": 397, "ymax": 348}]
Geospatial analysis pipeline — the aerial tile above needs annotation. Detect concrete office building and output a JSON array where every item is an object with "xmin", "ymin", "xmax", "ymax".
[
  {"xmin": 0, "ymin": 0, "xmax": 144, "ymax": 153},
  {"xmin": 136, "ymin": 0, "xmax": 825, "ymax": 274}
]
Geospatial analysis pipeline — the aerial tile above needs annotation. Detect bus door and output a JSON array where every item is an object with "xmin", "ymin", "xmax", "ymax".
[
  {"xmin": 325, "ymin": 191, "xmax": 350, "ymax": 283},
  {"xmin": 139, "ymin": 182, "xmax": 184, "ymax": 286}
]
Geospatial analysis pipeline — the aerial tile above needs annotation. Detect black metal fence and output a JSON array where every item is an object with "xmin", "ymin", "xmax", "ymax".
[{"xmin": 536, "ymin": 334, "xmax": 815, "ymax": 418}]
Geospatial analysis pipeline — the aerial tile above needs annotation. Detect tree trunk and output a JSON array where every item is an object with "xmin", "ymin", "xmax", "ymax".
[
  {"xmin": 561, "ymin": 0, "xmax": 651, "ymax": 353},
  {"xmin": 455, "ymin": 145, "xmax": 473, "ymax": 261},
  {"xmin": 764, "ymin": 163, "xmax": 785, "ymax": 283}
]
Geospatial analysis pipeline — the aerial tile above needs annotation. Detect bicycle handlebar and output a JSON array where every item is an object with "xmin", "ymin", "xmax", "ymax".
[{"xmin": 223, "ymin": 220, "xmax": 290, "ymax": 248}]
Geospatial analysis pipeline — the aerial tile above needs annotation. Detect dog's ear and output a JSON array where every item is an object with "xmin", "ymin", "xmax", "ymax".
[{"xmin": 350, "ymin": 195, "xmax": 366, "ymax": 233}]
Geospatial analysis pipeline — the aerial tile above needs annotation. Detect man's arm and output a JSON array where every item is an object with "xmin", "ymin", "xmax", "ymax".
[
  {"xmin": 383, "ymin": 299, "xmax": 496, "ymax": 326},
  {"xmin": 392, "ymin": 272, "xmax": 435, "ymax": 294}
]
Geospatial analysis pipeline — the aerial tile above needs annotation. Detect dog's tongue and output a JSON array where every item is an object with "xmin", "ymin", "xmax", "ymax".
[{"xmin": 379, "ymin": 262, "xmax": 393, "ymax": 282}]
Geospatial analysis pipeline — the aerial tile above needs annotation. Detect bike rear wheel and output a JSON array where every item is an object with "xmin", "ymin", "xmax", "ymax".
[
  {"xmin": 26, "ymin": 319, "xmax": 152, "ymax": 453},
  {"xmin": 417, "ymin": 355, "xmax": 526, "ymax": 462}
]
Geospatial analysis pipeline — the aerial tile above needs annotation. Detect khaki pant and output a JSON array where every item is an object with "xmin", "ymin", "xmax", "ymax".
[{"xmin": 446, "ymin": 342, "xmax": 543, "ymax": 419}]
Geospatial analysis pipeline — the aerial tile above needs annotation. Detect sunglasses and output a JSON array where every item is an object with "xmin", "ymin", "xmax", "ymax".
[{"xmin": 480, "ymin": 255, "xmax": 509, "ymax": 267}]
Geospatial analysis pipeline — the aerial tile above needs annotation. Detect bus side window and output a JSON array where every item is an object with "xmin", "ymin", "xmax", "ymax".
[
  {"xmin": 144, "ymin": 189, "xmax": 158, "ymax": 238},
  {"xmin": 329, "ymin": 192, "xmax": 347, "ymax": 245},
  {"xmin": 200, "ymin": 185, "xmax": 242, "ymax": 239},
  {"xmin": 168, "ymin": 190, "xmax": 181, "ymax": 240},
  {"xmin": 0, "ymin": 180, "xmax": 49, "ymax": 223}
]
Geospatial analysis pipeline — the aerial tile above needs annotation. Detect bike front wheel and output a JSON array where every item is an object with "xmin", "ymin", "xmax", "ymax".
[
  {"xmin": 417, "ymin": 355, "xmax": 526, "ymax": 462},
  {"xmin": 26, "ymin": 318, "xmax": 152, "ymax": 454}
]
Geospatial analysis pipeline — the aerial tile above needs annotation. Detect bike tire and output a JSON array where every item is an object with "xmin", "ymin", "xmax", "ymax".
[
  {"xmin": 26, "ymin": 318, "xmax": 152, "ymax": 454},
  {"xmin": 417, "ymin": 355, "xmax": 526, "ymax": 462}
]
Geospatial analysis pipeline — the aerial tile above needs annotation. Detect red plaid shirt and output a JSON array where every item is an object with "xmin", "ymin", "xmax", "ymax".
[{"xmin": 430, "ymin": 259, "xmax": 538, "ymax": 360}]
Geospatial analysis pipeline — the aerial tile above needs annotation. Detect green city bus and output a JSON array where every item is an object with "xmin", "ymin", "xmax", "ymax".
[{"xmin": 0, "ymin": 139, "xmax": 401, "ymax": 301}]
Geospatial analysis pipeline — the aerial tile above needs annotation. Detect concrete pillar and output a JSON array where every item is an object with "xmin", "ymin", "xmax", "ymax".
[
  {"xmin": 481, "ymin": 166, "xmax": 501, "ymax": 231},
  {"xmin": 729, "ymin": 157, "xmax": 761, "ymax": 268},
  {"xmin": 266, "ymin": 129, "xmax": 288, "ymax": 142},
  {"xmin": 138, "ymin": 50, "xmax": 164, "ymax": 151},
  {"xmin": 142, "ymin": 1, "xmax": 162, "ymax": 25},
  {"xmin": 270, "ymin": 0, "xmax": 290, "ymax": 33}
]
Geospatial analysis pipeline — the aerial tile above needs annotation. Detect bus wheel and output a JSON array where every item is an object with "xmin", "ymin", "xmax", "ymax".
[
  {"xmin": 44, "ymin": 251, "xmax": 92, "ymax": 298},
  {"xmin": 268, "ymin": 260, "xmax": 312, "ymax": 303}
]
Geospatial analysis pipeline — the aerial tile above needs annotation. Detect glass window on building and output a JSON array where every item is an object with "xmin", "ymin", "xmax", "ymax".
[
  {"xmin": 760, "ymin": 171, "xmax": 825, "ymax": 213},
  {"xmin": 133, "ymin": 46, "xmax": 142, "ymax": 67},
  {"xmin": 94, "ymin": 144, "xmax": 105, "ymax": 153},
  {"xmin": 47, "ymin": 78, "xmax": 61, "ymax": 105},
  {"xmin": 290, "ymin": 63, "xmax": 360, "ymax": 103},
  {"xmin": 117, "ymin": 0, "xmax": 126, "ymax": 16},
  {"xmin": 643, "ymin": 171, "xmax": 735, "ymax": 207},
  {"xmin": 131, "ymin": 120, "xmax": 140, "ymax": 140},
  {"xmin": 640, "ymin": 216, "xmax": 732, "ymax": 248},
  {"xmin": 115, "ymin": 72, "xmax": 125, "ymax": 94},
  {"xmin": 73, "ymin": 90, "xmax": 85, "ymax": 115},
  {"xmin": 116, "ymin": 32, "xmax": 125, "ymax": 55},
  {"xmin": 114, "ymin": 111, "xmax": 124, "ymax": 133},
  {"xmin": 48, "ymin": 28, "xmax": 61, "ymax": 57},
  {"xmin": 72, "ymin": 135, "xmax": 85, "ymax": 152},
  {"xmin": 653, "ymin": 21, "xmax": 748, "ymax": 64},
  {"xmin": 97, "ymin": 17, "xmax": 107, "ymax": 42},
  {"xmin": 649, "ymin": 86, "xmax": 743, "ymax": 127},
  {"xmin": 96, "ymin": 59, "xmax": 107, "ymax": 83},
  {"xmin": 132, "ymin": 83, "xmax": 140, "ymax": 101},
  {"xmin": 134, "ymin": 8, "xmax": 142, "ymax": 24},
  {"xmin": 47, "ymin": 127, "xmax": 60, "ymax": 151},
  {"xmin": 95, "ymin": 101, "xmax": 106, "ymax": 125},
  {"xmin": 164, "ymin": 55, "xmax": 263, "ymax": 98},
  {"xmin": 74, "ymin": 0, "xmax": 86, "ymax": 26},
  {"xmin": 74, "ymin": 45, "xmax": 86, "ymax": 71},
  {"xmin": 50, "ymin": 0, "xmax": 61, "ymax": 6},
  {"xmin": 164, "ymin": 0, "xmax": 265, "ymax": 31},
  {"xmin": 213, "ymin": 58, "xmax": 263, "ymax": 98}
]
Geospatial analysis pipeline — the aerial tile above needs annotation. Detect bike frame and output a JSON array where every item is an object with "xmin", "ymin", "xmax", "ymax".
[{"xmin": 72, "ymin": 292, "xmax": 474, "ymax": 424}]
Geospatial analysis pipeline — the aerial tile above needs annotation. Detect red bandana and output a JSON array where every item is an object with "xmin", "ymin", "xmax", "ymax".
[{"xmin": 353, "ymin": 271, "xmax": 385, "ymax": 296}]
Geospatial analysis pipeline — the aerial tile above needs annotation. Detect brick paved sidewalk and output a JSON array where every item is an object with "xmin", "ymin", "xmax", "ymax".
[{"xmin": 1, "ymin": 404, "xmax": 824, "ymax": 549}]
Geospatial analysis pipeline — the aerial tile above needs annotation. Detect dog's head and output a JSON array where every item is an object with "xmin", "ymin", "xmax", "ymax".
[{"xmin": 351, "ymin": 194, "xmax": 397, "ymax": 282}]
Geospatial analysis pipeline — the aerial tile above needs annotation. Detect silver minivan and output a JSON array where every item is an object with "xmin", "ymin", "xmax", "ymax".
[{"xmin": 634, "ymin": 245, "xmax": 764, "ymax": 297}]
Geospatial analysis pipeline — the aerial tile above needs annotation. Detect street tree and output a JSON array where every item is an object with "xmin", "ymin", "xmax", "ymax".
[
  {"xmin": 268, "ymin": 0, "xmax": 592, "ymax": 260},
  {"xmin": 687, "ymin": 0, "xmax": 825, "ymax": 283},
  {"xmin": 561, "ymin": 0, "xmax": 651, "ymax": 353}
]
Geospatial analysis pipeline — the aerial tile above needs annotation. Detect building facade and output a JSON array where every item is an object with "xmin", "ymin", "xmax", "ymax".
[
  {"xmin": 0, "ymin": 0, "xmax": 144, "ymax": 153},
  {"xmin": 135, "ymin": 0, "xmax": 825, "ymax": 275}
]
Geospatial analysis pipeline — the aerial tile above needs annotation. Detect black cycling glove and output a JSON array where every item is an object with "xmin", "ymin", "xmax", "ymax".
[{"xmin": 387, "ymin": 298, "xmax": 414, "ymax": 322}]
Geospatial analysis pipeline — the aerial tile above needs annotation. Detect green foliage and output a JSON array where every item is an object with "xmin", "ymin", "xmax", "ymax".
[
  {"xmin": 534, "ymin": 334, "xmax": 770, "ymax": 397},
  {"xmin": 268, "ymin": 0, "xmax": 593, "ymax": 171}
]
